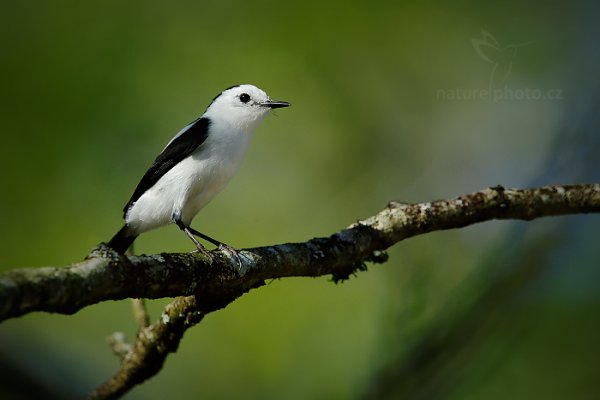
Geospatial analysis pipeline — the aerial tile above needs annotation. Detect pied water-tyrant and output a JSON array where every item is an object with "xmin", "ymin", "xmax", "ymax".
[{"xmin": 107, "ymin": 84, "xmax": 290, "ymax": 262}]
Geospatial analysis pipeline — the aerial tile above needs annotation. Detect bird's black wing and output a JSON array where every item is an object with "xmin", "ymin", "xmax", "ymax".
[{"xmin": 122, "ymin": 117, "xmax": 211, "ymax": 218}]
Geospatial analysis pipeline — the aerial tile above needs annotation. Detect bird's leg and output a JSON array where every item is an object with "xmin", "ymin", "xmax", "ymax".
[
  {"xmin": 185, "ymin": 225, "xmax": 243, "ymax": 269},
  {"xmin": 174, "ymin": 217, "xmax": 213, "ymax": 260},
  {"xmin": 185, "ymin": 226, "xmax": 224, "ymax": 247}
]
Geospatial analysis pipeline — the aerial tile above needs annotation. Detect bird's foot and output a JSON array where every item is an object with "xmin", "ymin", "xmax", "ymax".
[
  {"xmin": 191, "ymin": 243, "xmax": 214, "ymax": 263},
  {"xmin": 218, "ymin": 243, "xmax": 243, "ymax": 269}
]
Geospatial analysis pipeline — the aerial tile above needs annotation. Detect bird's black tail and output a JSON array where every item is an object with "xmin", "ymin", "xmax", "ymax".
[{"xmin": 107, "ymin": 225, "xmax": 138, "ymax": 254}]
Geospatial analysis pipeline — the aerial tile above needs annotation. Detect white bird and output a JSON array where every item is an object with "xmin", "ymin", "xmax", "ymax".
[{"xmin": 107, "ymin": 84, "xmax": 290, "ymax": 261}]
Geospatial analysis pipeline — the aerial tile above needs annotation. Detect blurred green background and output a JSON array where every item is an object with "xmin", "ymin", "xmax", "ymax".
[{"xmin": 1, "ymin": 1, "xmax": 599, "ymax": 399}]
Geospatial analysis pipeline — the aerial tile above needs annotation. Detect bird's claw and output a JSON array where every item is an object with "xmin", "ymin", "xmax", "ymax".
[
  {"xmin": 218, "ymin": 243, "xmax": 243, "ymax": 269},
  {"xmin": 192, "ymin": 243, "xmax": 214, "ymax": 264}
]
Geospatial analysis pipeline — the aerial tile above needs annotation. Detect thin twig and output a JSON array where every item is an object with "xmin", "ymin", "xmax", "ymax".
[
  {"xmin": 131, "ymin": 299, "xmax": 149, "ymax": 331},
  {"xmin": 107, "ymin": 332, "xmax": 132, "ymax": 361}
]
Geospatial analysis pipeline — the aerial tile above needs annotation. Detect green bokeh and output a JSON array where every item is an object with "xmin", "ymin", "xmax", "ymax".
[{"xmin": 1, "ymin": 1, "xmax": 599, "ymax": 399}]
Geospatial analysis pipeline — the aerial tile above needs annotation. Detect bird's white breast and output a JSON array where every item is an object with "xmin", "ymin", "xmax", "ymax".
[{"xmin": 125, "ymin": 119, "xmax": 254, "ymax": 233}]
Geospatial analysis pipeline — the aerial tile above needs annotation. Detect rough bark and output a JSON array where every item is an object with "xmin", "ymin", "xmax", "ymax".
[{"xmin": 0, "ymin": 184, "xmax": 599, "ymax": 399}]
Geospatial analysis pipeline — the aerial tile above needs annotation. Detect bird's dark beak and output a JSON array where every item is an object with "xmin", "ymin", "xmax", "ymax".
[{"xmin": 263, "ymin": 100, "xmax": 291, "ymax": 109}]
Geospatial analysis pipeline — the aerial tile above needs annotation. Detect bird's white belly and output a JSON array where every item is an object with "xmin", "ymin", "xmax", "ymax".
[
  {"xmin": 125, "ymin": 131, "xmax": 251, "ymax": 234},
  {"xmin": 180, "ymin": 152, "xmax": 240, "ymax": 222}
]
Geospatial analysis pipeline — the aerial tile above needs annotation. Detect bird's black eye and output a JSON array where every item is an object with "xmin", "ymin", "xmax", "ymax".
[{"xmin": 239, "ymin": 93, "xmax": 251, "ymax": 103}]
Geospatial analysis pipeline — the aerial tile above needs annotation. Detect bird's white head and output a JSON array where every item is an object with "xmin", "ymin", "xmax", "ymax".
[{"xmin": 204, "ymin": 84, "xmax": 290, "ymax": 131}]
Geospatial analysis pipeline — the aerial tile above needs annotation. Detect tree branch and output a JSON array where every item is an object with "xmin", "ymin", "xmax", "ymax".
[{"xmin": 1, "ymin": 184, "xmax": 599, "ymax": 399}]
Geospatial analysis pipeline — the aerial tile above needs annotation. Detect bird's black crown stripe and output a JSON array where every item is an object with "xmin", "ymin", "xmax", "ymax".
[
  {"xmin": 205, "ymin": 84, "xmax": 242, "ymax": 110},
  {"xmin": 122, "ymin": 117, "xmax": 211, "ymax": 217},
  {"xmin": 223, "ymin": 84, "xmax": 242, "ymax": 92}
]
